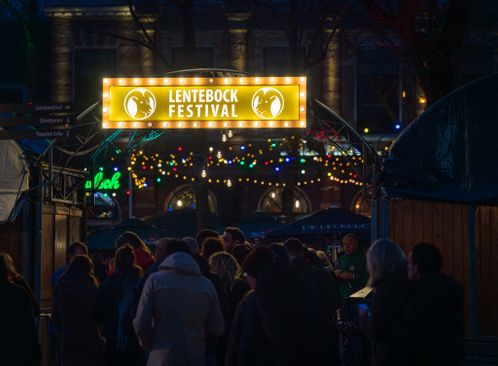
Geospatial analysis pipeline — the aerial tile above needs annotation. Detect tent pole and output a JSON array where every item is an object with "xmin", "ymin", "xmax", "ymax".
[{"xmin": 467, "ymin": 205, "xmax": 478, "ymax": 336}]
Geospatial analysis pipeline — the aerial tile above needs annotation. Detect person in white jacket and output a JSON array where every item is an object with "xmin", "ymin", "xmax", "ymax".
[{"xmin": 134, "ymin": 248, "xmax": 224, "ymax": 366}]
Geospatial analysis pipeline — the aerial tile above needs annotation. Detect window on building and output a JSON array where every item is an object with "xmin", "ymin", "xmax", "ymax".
[
  {"xmin": 165, "ymin": 185, "xmax": 217, "ymax": 213},
  {"xmin": 171, "ymin": 47, "xmax": 214, "ymax": 69},
  {"xmin": 351, "ymin": 187, "xmax": 371, "ymax": 218},
  {"xmin": 74, "ymin": 49, "xmax": 117, "ymax": 111},
  {"xmin": 258, "ymin": 186, "xmax": 311, "ymax": 214},
  {"xmin": 357, "ymin": 47, "xmax": 399, "ymax": 133}
]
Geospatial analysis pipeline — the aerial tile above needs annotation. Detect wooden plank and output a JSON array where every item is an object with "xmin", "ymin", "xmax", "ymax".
[
  {"xmin": 460, "ymin": 204, "xmax": 471, "ymax": 333},
  {"xmin": 69, "ymin": 216, "xmax": 82, "ymax": 244},
  {"xmin": 40, "ymin": 212, "xmax": 54, "ymax": 304},
  {"xmin": 489, "ymin": 207, "xmax": 498, "ymax": 335},
  {"xmin": 402, "ymin": 199, "xmax": 414, "ymax": 249},
  {"xmin": 475, "ymin": 207, "xmax": 487, "ymax": 335},
  {"xmin": 477, "ymin": 206, "xmax": 498, "ymax": 336},
  {"xmin": 54, "ymin": 214, "xmax": 68, "ymax": 270},
  {"xmin": 423, "ymin": 201, "xmax": 434, "ymax": 242},
  {"xmin": 432, "ymin": 201, "xmax": 443, "ymax": 248}
]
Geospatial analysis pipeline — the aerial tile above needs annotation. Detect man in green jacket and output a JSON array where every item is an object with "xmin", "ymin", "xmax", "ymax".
[{"xmin": 334, "ymin": 233, "xmax": 368, "ymax": 299}]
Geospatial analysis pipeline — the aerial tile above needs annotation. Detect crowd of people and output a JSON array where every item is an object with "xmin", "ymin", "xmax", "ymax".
[{"xmin": 0, "ymin": 227, "xmax": 465, "ymax": 366}]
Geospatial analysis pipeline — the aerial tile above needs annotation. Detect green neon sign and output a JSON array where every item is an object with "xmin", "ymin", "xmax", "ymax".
[{"xmin": 85, "ymin": 171, "xmax": 121, "ymax": 191}]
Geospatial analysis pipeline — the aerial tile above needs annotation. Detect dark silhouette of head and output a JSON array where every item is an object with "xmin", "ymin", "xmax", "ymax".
[
  {"xmin": 223, "ymin": 227, "xmax": 245, "ymax": 252},
  {"xmin": 201, "ymin": 237, "xmax": 224, "ymax": 259},
  {"xmin": 231, "ymin": 243, "xmax": 252, "ymax": 266},
  {"xmin": 409, "ymin": 242, "xmax": 443, "ymax": 280},
  {"xmin": 67, "ymin": 241, "xmax": 88, "ymax": 263},
  {"xmin": 196, "ymin": 229, "xmax": 220, "ymax": 248},
  {"xmin": 182, "ymin": 236, "xmax": 199, "ymax": 254},
  {"xmin": 283, "ymin": 238, "xmax": 305, "ymax": 260},
  {"xmin": 115, "ymin": 244, "xmax": 142, "ymax": 277},
  {"xmin": 163, "ymin": 240, "xmax": 191, "ymax": 258},
  {"xmin": 243, "ymin": 246, "xmax": 273, "ymax": 289},
  {"xmin": 115, "ymin": 231, "xmax": 151, "ymax": 254},
  {"xmin": 269, "ymin": 243, "xmax": 289, "ymax": 266},
  {"xmin": 154, "ymin": 237, "xmax": 176, "ymax": 261},
  {"xmin": 66, "ymin": 255, "xmax": 98, "ymax": 285}
]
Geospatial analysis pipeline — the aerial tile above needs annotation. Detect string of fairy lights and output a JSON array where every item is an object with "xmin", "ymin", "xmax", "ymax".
[{"xmin": 124, "ymin": 136, "xmax": 366, "ymax": 189}]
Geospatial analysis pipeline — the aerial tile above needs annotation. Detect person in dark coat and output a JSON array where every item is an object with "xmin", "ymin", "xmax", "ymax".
[
  {"xmin": 284, "ymin": 238, "xmax": 340, "ymax": 314},
  {"xmin": 209, "ymin": 252, "xmax": 251, "ymax": 362},
  {"xmin": 115, "ymin": 231, "xmax": 156, "ymax": 273},
  {"xmin": 256, "ymin": 263, "xmax": 339, "ymax": 366},
  {"xmin": 405, "ymin": 242, "xmax": 465, "ymax": 366},
  {"xmin": 4, "ymin": 253, "xmax": 40, "ymax": 316},
  {"xmin": 359, "ymin": 238, "xmax": 411, "ymax": 366},
  {"xmin": 225, "ymin": 246, "xmax": 274, "ymax": 366},
  {"xmin": 52, "ymin": 255, "xmax": 105, "ymax": 366},
  {"xmin": 96, "ymin": 244, "xmax": 145, "ymax": 366},
  {"xmin": 51, "ymin": 241, "xmax": 88, "ymax": 287},
  {"xmin": 91, "ymin": 253, "xmax": 109, "ymax": 284},
  {"xmin": 193, "ymin": 242, "xmax": 229, "ymax": 366},
  {"xmin": 0, "ymin": 253, "xmax": 40, "ymax": 366}
]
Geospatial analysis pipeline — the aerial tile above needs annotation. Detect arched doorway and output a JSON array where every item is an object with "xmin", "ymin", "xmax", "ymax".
[
  {"xmin": 351, "ymin": 187, "xmax": 371, "ymax": 217},
  {"xmin": 164, "ymin": 184, "xmax": 217, "ymax": 213},
  {"xmin": 258, "ymin": 186, "xmax": 311, "ymax": 214}
]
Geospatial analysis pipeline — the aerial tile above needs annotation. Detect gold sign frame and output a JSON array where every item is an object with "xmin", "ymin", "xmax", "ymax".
[{"xmin": 102, "ymin": 76, "xmax": 306, "ymax": 129}]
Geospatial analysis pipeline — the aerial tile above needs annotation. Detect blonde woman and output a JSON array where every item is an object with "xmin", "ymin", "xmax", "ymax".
[
  {"xmin": 209, "ymin": 251, "xmax": 250, "ymax": 316},
  {"xmin": 209, "ymin": 251, "xmax": 250, "ymax": 360},
  {"xmin": 209, "ymin": 252, "xmax": 241, "ymax": 294},
  {"xmin": 359, "ymin": 238, "xmax": 410, "ymax": 366}
]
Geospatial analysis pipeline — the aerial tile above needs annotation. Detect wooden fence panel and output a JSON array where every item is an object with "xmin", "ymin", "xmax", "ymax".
[
  {"xmin": 40, "ymin": 210, "xmax": 54, "ymax": 306},
  {"xmin": 388, "ymin": 199, "xmax": 498, "ymax": 336},
  {"xmin": 475, "ymin": 206, "xmax": 498, "ymax": 336},
  {"xmin": 54, "ymin": 210, "xmax": 69, "ymax": 270}
]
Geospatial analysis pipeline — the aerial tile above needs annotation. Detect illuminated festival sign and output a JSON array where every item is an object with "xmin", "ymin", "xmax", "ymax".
[
  {"xmin": 84, "ymin": 171, "xmax": 121, "ymax": 191},
  {"xmin": 102, "ymin": 76, "xmax": 306, "ymax": 129}
]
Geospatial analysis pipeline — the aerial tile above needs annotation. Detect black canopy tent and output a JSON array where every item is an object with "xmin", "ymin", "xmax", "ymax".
[
  {"xmin": 381, "ymin": 73, "xmax": 498, "ymax": 204},
  {"xmin": 263, "ymin": 207, "xmax": 370, "ymax": 242},
  {"xmin": 143, "ymin": 207, "xmax": 224, "ymax": 238},
  {"xmin": 88, "ymin": 218, "xmax": 167, "ymax": 250},
  {"xmin": 379, "ymin": 73, "xmax": 498, "ymax": 336}
]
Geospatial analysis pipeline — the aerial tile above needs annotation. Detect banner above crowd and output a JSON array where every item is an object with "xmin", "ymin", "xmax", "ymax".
[{"xmin": 102, "ymin": 76, "xmax": 306, "ymax": 129}]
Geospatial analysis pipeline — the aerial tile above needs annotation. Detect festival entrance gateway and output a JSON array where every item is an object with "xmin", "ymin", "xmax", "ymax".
[{"xmin": 102, "ymin": 76, "xmax": 306, "ymax": 129}]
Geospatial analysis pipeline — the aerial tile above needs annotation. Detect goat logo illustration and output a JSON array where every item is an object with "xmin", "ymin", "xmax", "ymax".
[
  {"xmin": 251, "ymin": 87, "xmax": 284, "ymax": 119},
  {"xmin": 124, "ymin": 88, "xmax": 156, "ymax": 120}
]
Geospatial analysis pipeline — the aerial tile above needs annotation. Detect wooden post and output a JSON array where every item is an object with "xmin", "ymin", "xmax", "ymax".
[{"xmin": 467, "ymin": 205, "xmax": 478, "ymax": 336}]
